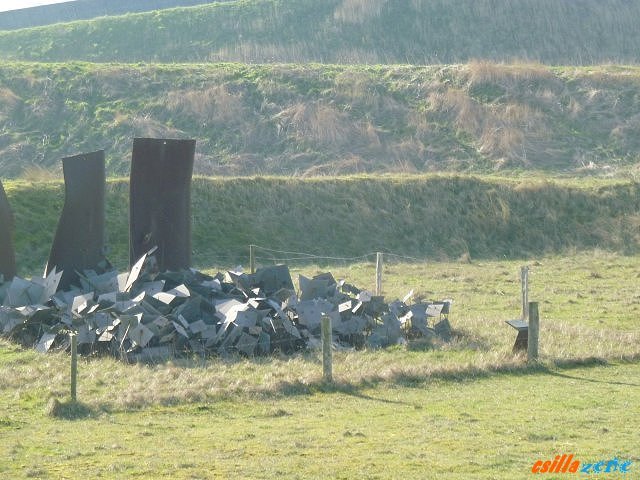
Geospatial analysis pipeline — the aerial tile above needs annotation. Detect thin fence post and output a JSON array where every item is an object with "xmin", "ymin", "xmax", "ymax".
[
  {"xmin": 70, "ymin": 333, "xmax": 78, "ymax": 402},
  {"xmin": 375, "ymin": 252, "xmax": 383, "ymax": 296},
  {"xmin": 249, "ymin": 244, "xmax": 255, "ymax": 274},
  {"xmin": 321, "ymin": 315, "xmax": 333, "ymax": 382},
  {"xmin": 527, "ymin": 302, "xmax": 539, "ymax": 362},
  {"xmin": 521, "ymin": 266, "xmax": 529, "ymax": 321}
]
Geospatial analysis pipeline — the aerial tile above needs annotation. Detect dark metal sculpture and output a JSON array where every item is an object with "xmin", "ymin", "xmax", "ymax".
[
  {"xmin": 129, "ymin": 138, "xmax": 196, "ymax": 271},
  {"xmin": 0, "ymin": 180, "xmax": 17, "ymax": 281},
  {"xmin": 46, "ymin": 151, "xmax": 107, "ymax": 290}
]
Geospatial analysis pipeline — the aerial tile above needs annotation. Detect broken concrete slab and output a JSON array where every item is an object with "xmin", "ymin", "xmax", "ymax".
[
  {"xmin": 0, "ymin": 260, "xmax": 453, "ymax": 359},
  {"xmin": 299, "ymin": 274, "xmax": 331, "ymax": 301},
  {"xmin": 434, "ymin": 318, "xmax": 452, "ymax": 341},
  {"xmin": 296, "ymin": 299, "xmax": 334, "ymax": 331},
  {"xmin": 35, "ymin": 332, "xmax": 57, "ymax": 353}
]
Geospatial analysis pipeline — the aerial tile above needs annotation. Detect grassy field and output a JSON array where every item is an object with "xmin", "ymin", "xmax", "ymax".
[
  {"xmin": 1, "ymin": 360, "xmax": 638, "ymax": 479},
  {"xmin": 1, "ymin": 251, "xmax": 639, "ymax": 478}
]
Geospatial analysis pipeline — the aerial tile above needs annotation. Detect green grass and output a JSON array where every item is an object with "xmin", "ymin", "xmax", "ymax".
[
  {"xmin": 1, "ymin": 361, "xmax": 638, "ymax": 478},
  {"xmin": 0, "ymin": 0, "xmax": 639, "ymax": 65},
  {"xmin": 1, "ymin": 251, "xmax": 639, "ymax": 478},
  {"xmin": 2, "ymin": 175, "xmax": 639, "ymax": 275},
  {"xmin": 2, "ymin": 62, "xmax": 640, "ymax": 177}
]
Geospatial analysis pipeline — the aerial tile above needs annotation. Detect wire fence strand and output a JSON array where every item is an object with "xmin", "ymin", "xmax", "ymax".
[
  {"xmin": 381, "ymin": 252, "xmax": 425, "ymax": 263},
  {"xmin": 250, "ymin": 244, "xmax": 429, "ymax": 265}
]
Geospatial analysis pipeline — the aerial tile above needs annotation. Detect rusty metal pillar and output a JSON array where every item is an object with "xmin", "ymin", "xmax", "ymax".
[
  {"xmin": 46, "ymin": 151, "xmax": 106, "ymax": 290},
  {"xmin": 129, "ymin": 138, "xmax": 195, "ymax": 271},
  {"xmin": 0, "ymin": 180, "xmax": 17, "ymax": 281}
]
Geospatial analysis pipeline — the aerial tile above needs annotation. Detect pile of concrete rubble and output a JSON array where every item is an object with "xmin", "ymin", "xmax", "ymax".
[{"xmin": 0, "ymin": 254, "xmax": 452, "ymax": 361}]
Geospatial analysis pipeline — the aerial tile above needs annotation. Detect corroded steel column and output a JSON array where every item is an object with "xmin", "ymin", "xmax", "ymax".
[
  {"xmin": 0, "ymin": 180, "xmax": 17, "ymax": 281},
  {"xmin": 46, "ymin": 151, "xmax": 106, "ymax": 290},
  {"xmin": 129, "ymin": 138, "xmax": 195, "ymax": 271}
]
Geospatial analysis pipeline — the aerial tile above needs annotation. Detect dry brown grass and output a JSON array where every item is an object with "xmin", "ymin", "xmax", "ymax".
[
  {"xmin": 300, "ymin": 154, "xmax": 371, "ymax": 176},
  {"xmin": 387, "ymin": 139, "xmax": 426, "ymax": 172},
  {"xmin": 274, "ymin": 101, "xmax": 358, "ymax": 147},
  {"xmin": 89, "ymin": 66, "xmax": 142, "ymax": 98},
  {"xmin": 130, "ymin": 115, "xmax": 183, "ymax": 138},
  {"xmin": 5, "ymin": 325, "xmax": 639, "ymax": 411},
  {"xmin": 333, "ymin": 48, "xmax": 383, "ymax": 64},
  {"xmin": 334, "ymin": 70, "xmax": 379, "ymax": 105},
  {"xmin": 480, "ymin": 103, "xmax": 549, "ymax": 160},
  {"xmin": 166, "ymin": 85, "xmax": 248, "ymax": 125},
  {"xmin": 19, "ymin": 165, "xmax": 60, "ymax": 182},
  {"xmin": 576, "ymin": 66, "xmax": 640, "ymax": 85},
  {"xmin": 428, "ymin": 88, "xmax": 484, "ymax": 134},
  {"xmin": 334, "ymin": 0, "xmax": 388, "ymax": 24},
  {"xmin": 0, "ymin": 86, "xmax": 21, "ymax": 116},
  {"xmin": 210, "ymin": 42, "xmax": 313, "ymax": 63},
  {"xmin": 466, "ymin": 59, "xmax": 555, "ymax": 87},
  {"xmin": 425, "ymin": 83, "xmax": 550, "ymax": 165},
  {"xmin": 110, "ymin": 111, "xmax": 182, "ymax": 139},
  {"xmin": 610, "ymin": 114, "xmax": 640, "ymax": 151}
]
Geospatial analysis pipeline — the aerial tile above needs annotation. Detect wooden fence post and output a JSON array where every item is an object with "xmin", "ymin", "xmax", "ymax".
[
  {"xmin": 375, "ymin": 252, "xmax": 383, "ymax": 296},
  {"xmin": 70, "ymin": 333, "xmax": 78, "ymax": 402},
  {"xmin": 527, "ymin": 302, "xmax": 539, "ymax": 362},
  {"xmin": 249, "ymin": 244, "xmax": 256, "ymax": 274},
  {"xmin": 521, "ymin": 266, "xmax": 529, "ymax": 321},
  {"xmin": 321, "ymin": 315, "xmax": 333, "ymax": 382}
]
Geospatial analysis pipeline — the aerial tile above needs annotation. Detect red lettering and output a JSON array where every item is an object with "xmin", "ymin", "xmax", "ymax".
[
  {"xmin": 555, "ymin": 454, "xmax": 567, "ymax": 472},
  {"xmin": 532, "ymin": 454, "xmax": 585, "ymax": 474},
  {"xmin": 561, "ymin": 454, "xmax": 574, "ymax": 473},
  {"xmin": 532, "ymin": 460, "xmax": 543, "ymax": 473}
]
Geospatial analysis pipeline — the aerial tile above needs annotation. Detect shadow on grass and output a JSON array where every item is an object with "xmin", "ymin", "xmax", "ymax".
[
  {"xmin": 46, "ymin": 398, "xmax": 96, "ymax": 420},
  {"xmin": 35, "ymin": 346, "xmax": 640, "ymax": 413},
  {"xmin": 546, "ymin": 362, "xmax": 640, "ymax": 387},
  {"xmin": 265, "ymin": 355, "xmax": 640, "ymax": 400},
  {"xmin": 64, "ymin": 354, "xmax": 640, "ymax": 413},
  {"xmin": 405, "ymin": 328, "xmax": 492, "ymax": 353}
]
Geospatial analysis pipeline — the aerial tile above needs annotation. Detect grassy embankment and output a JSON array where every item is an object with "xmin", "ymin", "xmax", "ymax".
[
  {"xmin": 1, "ymin": 175, "xmax": 638, "ymax": 275},
  {"xmin": 1, "ymin": 250, "xmax": 639, "ymax": 478},
  {"xmin": 2, "ymin": 62, "xmax": 640, "ymax": 177},
  {"xmin": 1, "ymin": 0, "xmax": 640, "ymax": 65}
]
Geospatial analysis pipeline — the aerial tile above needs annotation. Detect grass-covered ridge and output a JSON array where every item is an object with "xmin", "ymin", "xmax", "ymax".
[
  {"xmin": 0, "ymin": 0, "xmax": 639, "ymax": 65},
  {"xmin": 3, "ymin": 175, "xmax": 638, "ymax": 275},
  {"xmin": 0, "ymin": 0, "xmax": 219, "ymax": 31},
  {"xmin": 2, "ymin": 62, "xmax": 640, "ymax": 178}
]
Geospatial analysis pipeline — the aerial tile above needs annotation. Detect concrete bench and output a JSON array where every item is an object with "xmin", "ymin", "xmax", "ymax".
[{"xmin": 505, "ymin": 319, "xmax": 528, "ymax": 353}]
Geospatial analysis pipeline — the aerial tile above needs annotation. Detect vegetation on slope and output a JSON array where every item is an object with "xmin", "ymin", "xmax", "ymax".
[
  {"xmin": 3, "ymin": 175, "xmax": 638, "ymax": 275},
  {"xmin": 2, "ymin": 62, "xmax": 640, "ymax": 178},
  {"xmin": 0, "ymin": 0, "xmax": 219, "ymax": 31},
  {"xmin": 0, "ymin": 0, "xmax": 639, "ymax": 65}
]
